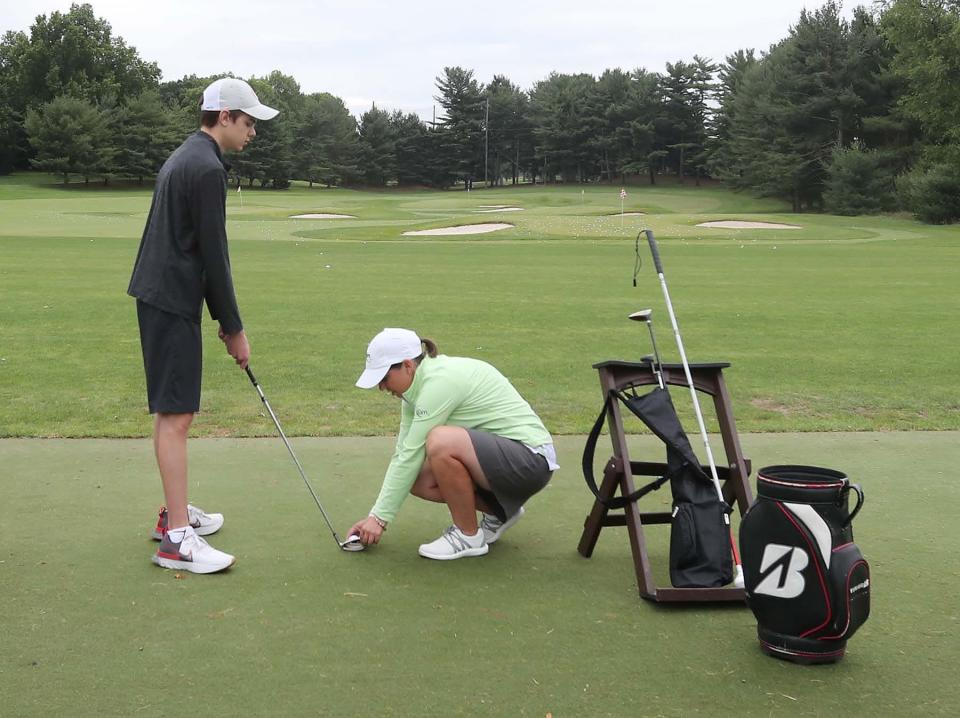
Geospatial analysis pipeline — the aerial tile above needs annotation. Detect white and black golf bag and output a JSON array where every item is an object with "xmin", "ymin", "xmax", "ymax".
[{"xmin": 739, "ymin": 466, "xmax": 870, "ymax": 664}]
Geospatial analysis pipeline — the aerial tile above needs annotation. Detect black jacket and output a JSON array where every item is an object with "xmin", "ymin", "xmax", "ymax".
[{"xmin": 128, "ymin": 132, "xmax": 242, "ymax": 334}]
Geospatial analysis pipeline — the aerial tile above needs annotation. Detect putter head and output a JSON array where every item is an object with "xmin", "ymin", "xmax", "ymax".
[
  {"xmin": 628, "ymin": 309, "xmax": 652, "ymax": 322},
  {"xmin": 339, "ymin": 534, "xmax": 365, "ymax": 552}
]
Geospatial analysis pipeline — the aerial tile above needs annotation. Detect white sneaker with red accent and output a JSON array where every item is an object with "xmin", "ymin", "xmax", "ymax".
[
  {"xmin": 151, "ymin": 504, "xmax": 224, "ymax": 540},
  {"xmin": 152, "ymin": 528, "xmax": 235, "ymax": 574},
  {"xmin": 418, "ymin": 525, "xmax": 488, "ymax": 560}
]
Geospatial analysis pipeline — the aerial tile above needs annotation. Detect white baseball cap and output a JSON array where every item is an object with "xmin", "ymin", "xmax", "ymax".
[
  {"xmin": 355, "ymin": 328, "xmax": 423, "ymax": 389},
  {"xmin": 201, "ymin": 78, "xmax": 279, "ymax": 121}
]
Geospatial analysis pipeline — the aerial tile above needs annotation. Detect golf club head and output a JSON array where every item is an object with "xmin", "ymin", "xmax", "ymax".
[
  {"xmin": 339, "ymin": 534, "xmax": 365, "ymax": 552},
  {"xmin": 629, "ymin": 309, "xmax": 652, "ymax": 322}
]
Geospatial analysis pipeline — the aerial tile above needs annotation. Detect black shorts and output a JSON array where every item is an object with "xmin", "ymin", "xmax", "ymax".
[
  {"xmin": 467, "ymin": 429, "xmax": 553, "ymax": 521},
  {"xmin": 136, "ymin": 300, "xmax": 202, "ymax": 414}
]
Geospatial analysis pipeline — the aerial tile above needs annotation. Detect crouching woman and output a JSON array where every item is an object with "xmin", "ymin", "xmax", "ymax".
[{"xmin": 347, "ymin": 328, "xmax": 558, "ymax": 560}]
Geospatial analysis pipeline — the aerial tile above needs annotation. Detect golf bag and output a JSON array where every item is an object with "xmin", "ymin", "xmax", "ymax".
[
  {"xmin": 739, "ymin": 465, "xmax": 870, "ymax": 664},
  {"xmin": 583, "ymin": 387, "xmax": 733, "ymax": 588}
]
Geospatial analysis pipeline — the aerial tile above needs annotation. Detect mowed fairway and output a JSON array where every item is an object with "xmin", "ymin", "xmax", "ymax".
[
  {"xmin": 0, "ymin": 175, "xmax": 958, "ymax": 437},
  {"xmin": 2, "ymin": 174, "xmax": 959, "ymax": 716}
]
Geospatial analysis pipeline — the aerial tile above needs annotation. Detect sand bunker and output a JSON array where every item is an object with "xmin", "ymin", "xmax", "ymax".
[
  {"xmin": 474, "ymin": 207, "xmax": 524, "ymax": 213},
  {"xmin": 610, "ymin": 211, "xmax": 646, "ymax": 216},
  {"xmin": 697, "ymin": 220, "xmax": 801, "ymax": 229},
  {"xmin": 403, "ymin": 223, "xmax": 513, "ymax": 236},
  {"xmin": 478, "ymin": 205, "xmax": 510, "ymax": 208},
  {"xmin": 290, "ymin": 213, "xmax": 356, "ymax": 219}
]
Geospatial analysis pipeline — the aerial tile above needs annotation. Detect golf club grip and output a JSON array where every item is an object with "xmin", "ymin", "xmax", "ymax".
[
  {"xmin": 245, "ymin": 366, "xmax": 258, "ymax": 386},
  {"xmin": 644, "ymin": 230, "xmax": 663, "ymax": 274}
]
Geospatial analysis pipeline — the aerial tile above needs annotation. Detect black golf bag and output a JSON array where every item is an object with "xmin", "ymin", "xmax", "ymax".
[
  {"xmin": 583, "ymin": 387, "xmax": 733, "ymax": 588},
  {"xmin": 739, "ymin": 465, "xmax": 870, "ymax": 663}
]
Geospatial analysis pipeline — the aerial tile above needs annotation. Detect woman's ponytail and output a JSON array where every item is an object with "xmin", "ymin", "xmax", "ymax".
[{"xmin": 421, "ymin": 338, "xmax": 438, "ymax": 358}]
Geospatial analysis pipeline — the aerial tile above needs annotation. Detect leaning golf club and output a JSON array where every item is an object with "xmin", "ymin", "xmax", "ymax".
[
  {"xmin": 628, "ymin": 309, "xmax": 664, "ymax": 389},
  {"xmin": 643, "ymin": 230, "xmax": 745, "ymax": 589},
  {"xmin": 245, "ymin": 366, "xmax": 363, "ymax": 552}
]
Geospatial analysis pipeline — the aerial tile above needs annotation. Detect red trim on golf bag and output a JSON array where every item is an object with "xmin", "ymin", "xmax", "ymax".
[
  {"xmin": 775, "ymin": 503, "xmax": 833, "ymax": 638},
  {"xmin": 759, "ymin": 475, "xmax": 847, "ymax": 491},
  {"xmin": 759, "ymin": 641, "xmax": 846, "ymax": 661}
]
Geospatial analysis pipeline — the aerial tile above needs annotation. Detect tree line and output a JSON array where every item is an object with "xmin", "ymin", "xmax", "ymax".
[{"xmin": 2, "ymin": 1, "xmax": 960, "ymax": 222}]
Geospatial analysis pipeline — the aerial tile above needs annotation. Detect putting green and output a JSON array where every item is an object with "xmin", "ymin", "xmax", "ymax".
[{"xmin": 3, "ymin": 432, "xmax": 957, "ymax": 717}]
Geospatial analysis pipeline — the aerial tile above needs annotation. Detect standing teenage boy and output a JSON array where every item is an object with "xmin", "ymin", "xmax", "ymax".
[{"xmin": 128, "ymin": 78, "xmax": 278, "ymax": 573}]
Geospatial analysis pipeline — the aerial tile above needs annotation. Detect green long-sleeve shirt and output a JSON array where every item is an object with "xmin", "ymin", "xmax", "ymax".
[{"xmin": 370, "ymin": 354, "xmax": 554, "ymax": 522}]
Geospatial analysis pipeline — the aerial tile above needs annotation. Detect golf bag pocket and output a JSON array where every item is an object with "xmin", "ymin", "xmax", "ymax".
[
  {"xmin": 740, "ymin": 465, "xmax": 869, "ymax": 664},
  {"xmin": 670, "ymin": 500, "xmax": 732, "ymax": 588},
  {"xmin": 823, "ymin": 542, "xmax": 870, "ymax": 641}
]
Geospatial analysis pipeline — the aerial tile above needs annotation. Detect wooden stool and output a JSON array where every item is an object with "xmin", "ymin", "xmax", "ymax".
[{"xmin": 577, "ymin": 359, "xmax": 753, "ymax": 602}]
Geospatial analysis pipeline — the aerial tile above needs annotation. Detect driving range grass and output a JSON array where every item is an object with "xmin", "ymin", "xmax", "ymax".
[
  {"xmin": 0, "ymin": 174, "xmax": 958, "ymax": 437},
  {"xmin": 3, "ymin": 432, "xmax": 958, "ymax": 717}
]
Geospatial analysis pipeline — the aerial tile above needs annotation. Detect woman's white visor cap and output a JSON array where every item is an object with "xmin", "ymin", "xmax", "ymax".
[{"xmin": 355, "ymin": 328, "xmax": 423, "ymax": 388}]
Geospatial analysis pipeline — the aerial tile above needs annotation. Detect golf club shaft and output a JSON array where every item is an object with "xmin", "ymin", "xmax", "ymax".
[
  {"xmin": 245, "ymin": 366, "xmax": 344, "ymax": 547},
  {"xmin": 644, "ymin": 321, "xmax": 665, "ymax": 389},
  {"xmin": 644, "ymin": 231, "xmax": 744, "ymax": 584}
]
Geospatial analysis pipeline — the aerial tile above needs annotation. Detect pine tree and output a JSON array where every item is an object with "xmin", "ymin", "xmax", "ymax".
[
  {"xmin": 434, "ymin": 67, "xmax": 485, "ymax": 187},
  {"xmin": 25, "ymin": 95, "xmax": 112, "ymax": 184},
  {"xmin": 357, "ymin": 104, "xmax": 397, "ymax": 185}
]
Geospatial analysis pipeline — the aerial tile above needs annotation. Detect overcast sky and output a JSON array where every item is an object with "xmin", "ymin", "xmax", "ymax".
[{"xmin": 6, "ymin": 0, "xmax": 865, "ymax": 119}]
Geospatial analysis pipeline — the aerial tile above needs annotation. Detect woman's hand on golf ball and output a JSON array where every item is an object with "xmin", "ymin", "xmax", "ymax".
[{"xmin": 348, "ymin": 516, "xmax": 384, "ymax": 545}]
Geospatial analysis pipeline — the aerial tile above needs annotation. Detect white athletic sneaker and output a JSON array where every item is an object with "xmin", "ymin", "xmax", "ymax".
[
  {"xmin": 151, "ymin": 504, "xmax": 224, "ymax": 540},
  {"xmin": 418, "ymin": 525, "xmax": 489, "ymax": 561},
  {"xmin": 480, "ymin": 506, "xmax": 525, "ymax": 544},
  {"xmin": 152, "ymin": 529, "xmax": 235, "ymax": 574}
]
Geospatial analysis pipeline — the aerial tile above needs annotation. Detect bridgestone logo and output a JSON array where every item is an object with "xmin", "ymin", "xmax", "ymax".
[
  {"xmin": 850, "ymin": 579, "xmax": 870, "ymax": 595},
  {"xmin": 754, "ymin": 543, "xmax": 809, "ymax": 599}
]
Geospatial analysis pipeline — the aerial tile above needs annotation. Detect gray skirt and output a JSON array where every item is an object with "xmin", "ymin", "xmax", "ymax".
[{"xmin": 467, "ymin": 429, "xmax": 553, "ymax": 521}]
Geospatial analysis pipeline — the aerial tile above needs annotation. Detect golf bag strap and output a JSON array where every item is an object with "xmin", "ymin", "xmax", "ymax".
[{"xmin": 582, "ymin": 391, "xmax": 670, "ymax": 509}]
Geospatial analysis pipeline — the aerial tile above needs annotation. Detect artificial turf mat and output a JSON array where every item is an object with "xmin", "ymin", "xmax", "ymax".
[{"xmin": 2, "ymin": 432, "xmax": 957, "ymax": 716}]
